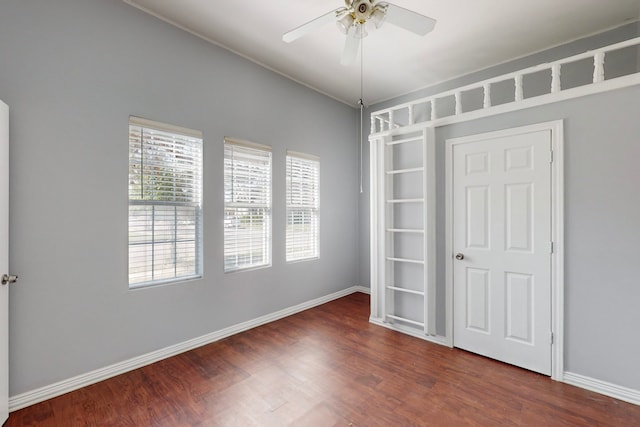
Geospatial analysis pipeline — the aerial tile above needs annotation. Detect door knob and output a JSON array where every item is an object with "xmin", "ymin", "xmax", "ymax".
[
  {"xmin": 1, "ymin": 274, "xmax": 18, "ymax": 285},
  {"xmin": 455, "ymin": 253, "xmax": 464, "ymax": 260}
]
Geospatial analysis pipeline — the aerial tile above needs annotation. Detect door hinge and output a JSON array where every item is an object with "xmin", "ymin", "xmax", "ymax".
[
  {"xmin": 550, "ymin": 150, "xmax": 554, "ymax": 163},
  {"xmin": 549, "ymin": 332, "xmax": 554, "ymax": 345},
  {"xmin": 549, "ymin": 241, "xmax": 554, "ymax": 254}
]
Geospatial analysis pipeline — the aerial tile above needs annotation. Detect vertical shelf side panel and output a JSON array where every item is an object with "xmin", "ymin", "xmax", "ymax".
[
  {"xmin": 370, "ymin": 136, "xmax": 385, "ymax": 321},
  {"xmin": 424, "ymin": 127, "xmax": 437, "ymax": 336},
  {"xmin": 384, "ymin": 138, "xmax": 395, "ymax": 323}
]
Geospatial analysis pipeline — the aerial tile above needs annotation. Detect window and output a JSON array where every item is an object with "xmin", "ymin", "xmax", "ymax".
[
  {"xmin": 128, "ymin": 117, "xmax": 203, "ymax": 288},
  {"xmin": 286, "ymin": 151, "xmax": 320, "ymax": 262},
  {"xmin": 224, "ymin": 138, "xmax": 272, "ymax": 272}
]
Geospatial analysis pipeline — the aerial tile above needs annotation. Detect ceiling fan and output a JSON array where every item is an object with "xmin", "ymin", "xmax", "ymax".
[{"xmin": 282, "ymin": 0, "xmax": 436, "ymax": 66}]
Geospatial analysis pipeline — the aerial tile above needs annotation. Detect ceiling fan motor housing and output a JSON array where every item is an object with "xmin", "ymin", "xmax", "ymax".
[{"xmin": 353, "ymin": 0, "xmax": 374, "ymax": 22}]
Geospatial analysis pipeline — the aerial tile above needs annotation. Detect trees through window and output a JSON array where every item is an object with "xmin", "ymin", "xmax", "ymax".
[
  {"xmin": 223, "ymin": 138, "xmax": 272, "ymax": 272},
  {"xmin": 128, "ymin": 117, "xmax": 203, "ymax": 287},
  {"xmin": 286, "ymin": 151, "xmax": 320, "ymax": 262}
]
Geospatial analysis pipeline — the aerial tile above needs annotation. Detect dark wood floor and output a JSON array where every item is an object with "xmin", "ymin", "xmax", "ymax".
[{"xmin": 6, "ymin": 292, "xmax": 640, "ymax": 426}]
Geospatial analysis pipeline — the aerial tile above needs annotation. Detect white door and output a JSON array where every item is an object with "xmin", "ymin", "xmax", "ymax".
[
  {"xmin": 452, "ymin": 128, "xmax": 552, "ymax": 375},
  {"xmin": 0, "ymin": 100, "xmax": 10, "ymax": 423}
]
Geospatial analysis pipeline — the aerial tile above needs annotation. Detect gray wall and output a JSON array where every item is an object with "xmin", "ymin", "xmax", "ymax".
[
  {"xmin": 361, "ymin": 22, "xmax": 640, "ymax": 390},
  {"xmin": 0, "ymin": 0, "xmax": 359, "ymax": 395}
]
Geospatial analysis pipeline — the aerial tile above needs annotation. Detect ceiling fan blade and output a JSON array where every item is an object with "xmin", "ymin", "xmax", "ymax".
[
  {"xmin": 384, "ymin": 3, "xmax": 436, "ymax": 36},
  {"xmin": 282, "ymin": 9, "xmax": 343, "ymax": 43},
  {"xmin": 340, "ymin": 26, "xmax": 360, "ymax": 66}
]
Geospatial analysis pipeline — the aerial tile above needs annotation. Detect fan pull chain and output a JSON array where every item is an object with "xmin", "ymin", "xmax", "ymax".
[
  {"xmin": 359, "ymin": 34, "xmax": 364, "ymax": 194},
  {"xmin": 359, "ymin": 98, "xmax": 364, "ymax": 194}
]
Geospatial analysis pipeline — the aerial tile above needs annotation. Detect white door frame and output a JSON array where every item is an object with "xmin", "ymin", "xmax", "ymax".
[
  {"xmin": 445, "ymin": 120, "xmax": 564, "ymax": 381},
  {"xmin": 0, "ymin": 100, "xmax": 9, "ymax": 422}
]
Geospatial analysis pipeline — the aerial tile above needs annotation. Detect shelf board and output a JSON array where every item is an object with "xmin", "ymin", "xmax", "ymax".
[
  {"xmin": 386, "ymin": 257, "xmax": 424, "ymax": 265},
  {"xmin": 386, "ymin": 314, "xmax": 424, "ymax": 328},
  {"xmin": 386, "ymin": 228, "xmax": 424, "ymax": 234},
  {"xmin": 386, "ymin": 286, "xmax": 425, "ymax": 296},
  {"xmin": 385, "ymin": 136, "xmax": 422, "ymax": 146},
  {"xmin": 386, "ymin": 198, "xmax": 424, "ymax": 204},
  {"xmin": 386, "ymin": 167, "xmax": 424, "ymax": 175}
]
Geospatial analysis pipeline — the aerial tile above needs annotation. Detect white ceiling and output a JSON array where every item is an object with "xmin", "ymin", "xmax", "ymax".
[{"xmin": 124, "ymin": 0, "xmax": 640, "ymax": 106}]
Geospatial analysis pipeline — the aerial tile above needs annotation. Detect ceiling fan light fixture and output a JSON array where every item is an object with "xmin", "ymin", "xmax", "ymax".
[
  {"xmin": 370, "ymin": 6, "xmax": 387, "ymax": 28},
  {"xmin": 354, "ymin": 23, "xmax": 368, "ymax": 39},
  {"xmin": 336, "ymin": 13, "xmax": 355, "ymax": 34}
]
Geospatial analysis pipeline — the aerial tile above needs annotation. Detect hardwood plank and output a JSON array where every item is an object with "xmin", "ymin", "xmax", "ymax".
[{"xmin": 6, "ymin": 292, "xmax": 640, "ymax": 426}]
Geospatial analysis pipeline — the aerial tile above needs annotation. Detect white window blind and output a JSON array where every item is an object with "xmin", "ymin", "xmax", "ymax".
[
  {"xmin": 286, "ymin": 151, "xmax": 320, "ymax": 262},
  {"xmin": 224, "ymin": 138, "xmax": 272, "ymax": 272},
  {"xmin": 128, "ymin": 117, "xmax": 203, "ymax": 288}
]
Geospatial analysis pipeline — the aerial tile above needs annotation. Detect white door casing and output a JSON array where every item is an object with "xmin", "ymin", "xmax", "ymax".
[
  {"xmin": 0, "ymin": 100, "xmax": 9, "ymax": 423},
  {"xmin": 446, "ymin": 121, "xmax": 563, "ymax": 377}
]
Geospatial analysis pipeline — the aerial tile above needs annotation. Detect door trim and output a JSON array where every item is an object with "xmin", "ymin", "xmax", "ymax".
[{"xmin": 445, "ymin": 120, "xmax": 564, "ymax": 380}]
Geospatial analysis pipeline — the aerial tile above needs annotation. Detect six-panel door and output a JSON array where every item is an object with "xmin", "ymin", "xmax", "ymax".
[{"xmin": 452, "ymin": 129, "xmax": 552, "ymax": 375}]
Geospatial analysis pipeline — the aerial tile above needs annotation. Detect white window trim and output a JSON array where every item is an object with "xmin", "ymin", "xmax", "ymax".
[
  {"xmin": 128, "ymin": 116, "xmax": 203, "ymax": 288},
  {"xmin": 286, "ymin": 150, "xmax": 320, "ymax": 263},
  {"xmin": 223, "ymin": 137, "xmax": 273, "ymax": 273},
  {"xmin": 129, "ymin": 116, "xmax": 202, "ymax": 139}
]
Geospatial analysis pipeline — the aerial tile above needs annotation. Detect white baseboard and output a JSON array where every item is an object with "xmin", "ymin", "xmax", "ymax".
[
  {"xmin": 353, "ymin": 284, "xmax": 370, "ymax": 294},
  {"xmin": 9, "ymin": 286, "xmax": 367, "ymax": 412},
  {"xmin": 369, "ymin": 317, "xmax": 449, "ymax": 347},
  {"xmin": 563, "ymin": 372, "xmax": 640, "ymax": 406}
]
